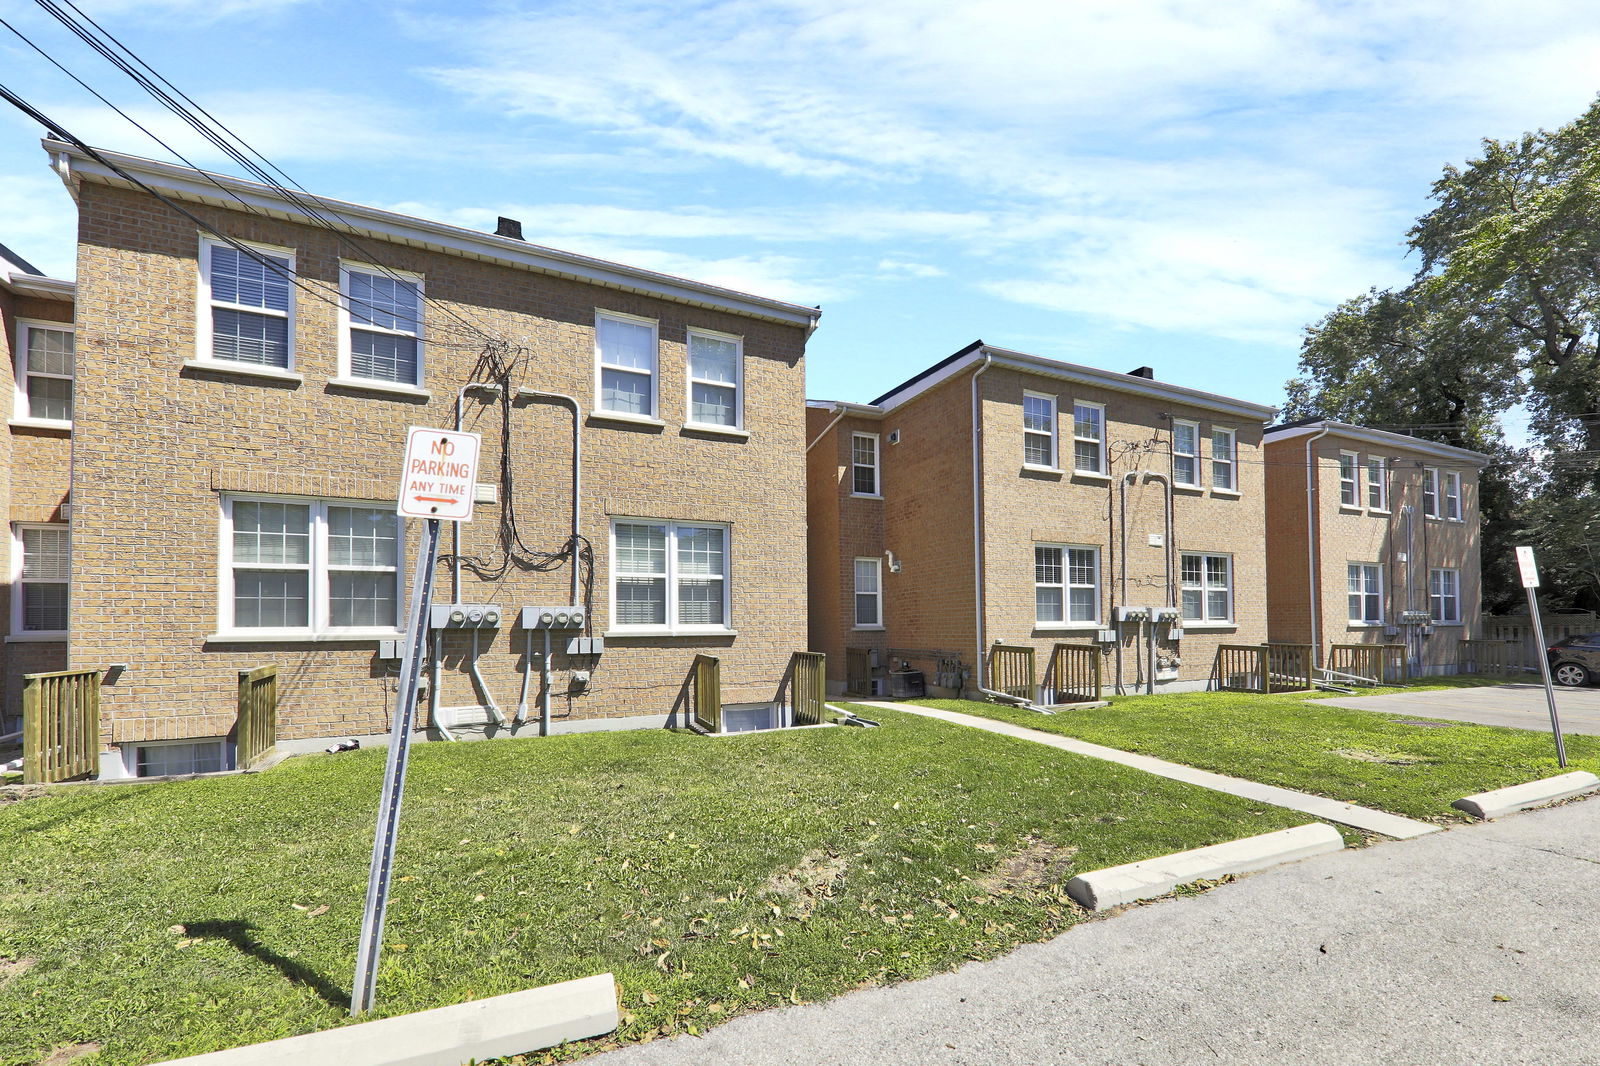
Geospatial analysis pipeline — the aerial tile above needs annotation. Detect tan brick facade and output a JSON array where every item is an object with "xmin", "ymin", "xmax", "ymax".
[
  {"xmin": 1264, "ymin": 423, "xmax": 1487, "ymax": 675},
  {"xmin": 808, "ymin": 349, "xmax": 1275, "ymax": 698},
  {"xmin": 12, "ymin": 143, "xmax": 818, "ymax": 772}
]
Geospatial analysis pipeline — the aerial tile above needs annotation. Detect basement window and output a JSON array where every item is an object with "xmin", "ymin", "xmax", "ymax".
[{"xmin": 129, "ymin": 739, "xmax": 229, "ymax": 778}]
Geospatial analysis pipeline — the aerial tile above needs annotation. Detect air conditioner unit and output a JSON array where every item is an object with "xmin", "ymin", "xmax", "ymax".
[
  {"xmin": 429, "ymin": 603, "xmax": 503, "ymax": 629},
  {"xmin": 517, "ymin": 605, "xmax": 587, "ymax": 630}
]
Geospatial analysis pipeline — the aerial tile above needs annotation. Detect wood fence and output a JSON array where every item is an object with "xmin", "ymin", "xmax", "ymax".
[
  {"xmin": 1045, "ymin": 643, "xmax": 1102, "ymax": 704},
  {"xmin": 989, "ymin": 643, "xmax": 1036, "ymax": 702},
  {"xmin": 691, "ymin": 654, "xmax": 722, "ymax": 733},
  {"xmin": 236, "ymin": 665, "xmax": 279, "ymax": 771},
  {"xmin": 1457, "ymin": 639, "xmax": 1519, "ymax": 676},
  {"xmin": 1480, "ymin": 613, "xmax": 1599, "ymax": 671},
  {"xmin": 845, "ymin": 647, "xmax": 873, "ymax": 695},
  {"xmin": 786, "ymin": 652, "xmax": 827, "ymax": 726},
  {"xmin": 1213, "ymin": 644, "xmax": 1315, "ymax": 694},
  {"xmin": 22, "ymin": 668, "xmax": 99, "ymax": 784}
]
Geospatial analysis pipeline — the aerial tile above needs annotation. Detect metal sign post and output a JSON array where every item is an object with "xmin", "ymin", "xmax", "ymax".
[
  {"xmin": 1516, "ymin": 546, "xmax": 1567, "ymax": 769},
  {"xmin": 352, "ymin": 427, "xmax": 481, "ymax": 1016}
]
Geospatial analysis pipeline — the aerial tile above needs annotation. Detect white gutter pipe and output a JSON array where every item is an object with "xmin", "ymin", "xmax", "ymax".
[
  {"xmin": 1305, "ymin": 425, "xmax": 1333, "ymax": 665},
  {"xmin": 806, "ymin": 403, "xmax": 850, "ymax": 453}
]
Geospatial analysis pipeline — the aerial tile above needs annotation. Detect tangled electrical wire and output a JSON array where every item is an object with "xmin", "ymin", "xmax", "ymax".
[{"xmin": 440, "ymin": 340, "xmax": 597, "ymax": 635}]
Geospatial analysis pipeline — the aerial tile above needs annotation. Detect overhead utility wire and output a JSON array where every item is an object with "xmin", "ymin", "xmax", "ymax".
[{"xmin": 27, "ymin": 0, "xmax": 500, "ymax": 347}]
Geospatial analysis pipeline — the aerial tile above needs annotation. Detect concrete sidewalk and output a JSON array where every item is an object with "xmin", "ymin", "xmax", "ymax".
[
  {"xmin": 599, "ymin": 800, "xmax": 1600, "ymax": 1066},
  {"xmin": 850, "ymin": 701, "xmax": 1440, "ymax": 840}
]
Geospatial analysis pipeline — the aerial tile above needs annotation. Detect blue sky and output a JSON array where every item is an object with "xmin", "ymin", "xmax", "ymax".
[{"xmin": 2, "ymin": 0, "xmax": 1599, "ymax": 415}]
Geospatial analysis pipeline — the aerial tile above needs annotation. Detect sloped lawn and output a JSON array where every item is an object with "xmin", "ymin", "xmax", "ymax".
[
  {"xmin": 0, "ymin": 707, "xmax": 1310, "ymax": 1065},
  {"xmin": 914, "ymin": 685, "xmax": 1600, "ymax": 821}
]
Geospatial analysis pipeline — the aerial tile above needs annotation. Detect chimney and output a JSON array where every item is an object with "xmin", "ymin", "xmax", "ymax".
[
  {"xmin": 1127, "ymin": 366, "xmax": 1154, "ymax": 379},
  {"xmin": 495, "ymin": 217, "xmax": 524, "ymax": 240}
]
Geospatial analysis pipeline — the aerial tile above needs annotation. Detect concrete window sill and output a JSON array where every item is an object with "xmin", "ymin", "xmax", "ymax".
[{"xmin": 182, "ymin": 359, "xmax": 304, "ymax": 384}]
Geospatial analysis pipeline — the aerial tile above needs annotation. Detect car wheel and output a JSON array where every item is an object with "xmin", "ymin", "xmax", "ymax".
[{"xmin": 1554, "ymin": 662, "xmax": 1590, "ymax": 688}]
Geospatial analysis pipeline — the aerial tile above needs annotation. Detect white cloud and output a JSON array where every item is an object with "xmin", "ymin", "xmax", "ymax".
[{"xmin": 876, "ymin": 258, "xmax": 945, "ymax": 279}]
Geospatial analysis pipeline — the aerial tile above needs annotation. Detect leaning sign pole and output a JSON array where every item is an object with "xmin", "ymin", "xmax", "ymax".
[
  {"xmin": 352, "ymin": 426, "xmax": 482, "ymax": 1016},
  {"xmin": 1516, "ymin": 545, "xmax": 1567, "ymax": 769}
]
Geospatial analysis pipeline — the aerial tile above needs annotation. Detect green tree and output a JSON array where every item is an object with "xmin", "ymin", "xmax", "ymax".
[{"xmin": 1286, "ymin": 95, "xmax": 1600, "ymax": 612}]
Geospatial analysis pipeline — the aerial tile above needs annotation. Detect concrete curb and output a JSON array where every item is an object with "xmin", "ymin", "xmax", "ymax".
[
  {"xmin": 1066, "ymin": 823, "xmax": 1344, "ymax": 911},
  {"xmin": 1452, "ymin": 771, "xmax": 1600, "ymax": 821},
  {"xmin": 151, "ymin": 972, "xmax": 619, "ymax": 1066}
]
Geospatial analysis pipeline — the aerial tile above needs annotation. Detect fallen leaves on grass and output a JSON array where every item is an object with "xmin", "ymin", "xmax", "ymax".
[{"xmin": 975, "ymin": 835, "xmax": 1079, "ymax": 895}]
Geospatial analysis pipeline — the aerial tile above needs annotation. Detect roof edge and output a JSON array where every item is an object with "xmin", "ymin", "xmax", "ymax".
[{"xmin": 1263, "ymin": 420, "xmax": 1492, "ymax": 464}]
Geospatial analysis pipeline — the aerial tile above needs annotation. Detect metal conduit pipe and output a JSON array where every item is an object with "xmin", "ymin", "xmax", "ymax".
[
  {"xmin": 516, "ymin": 628, "xmax": 534, "ymax": 725},
  {"xmin": 542, "ymin": 629, "xmax": 554, "ymax": 736},
  {"xmin": 467, "ymin": 629, "xmax": 505, "ymax": 726},
  {"xmin": 969, "ymin": 354, "xmax": 995, "ymax": 693},
  {"xmin": 431, "ymin": 630, "xmax": 453, "ymax": 741}
]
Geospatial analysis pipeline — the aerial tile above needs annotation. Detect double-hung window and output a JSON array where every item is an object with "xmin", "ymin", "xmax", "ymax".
[
  {"xmin": 1211, "ymin": 428, "xmax": 1236, "ymax": 491},
  {"xmin": 14, "ymin": 321, "xmax": 74, "ymax": 424},
  {"xmin": 1367, "ymin": 456, "xmax": 1388, "ymax": 511},
  {"xmin": 1023, "ymin": 392, "xmax": 1057, "ymax": 468},
  {"xmin": 13, "ymin": 523, "xmax": 69, "ymax": 635},
  {"xmin": 1339, "ymin": 451, "xmax": 1359, "ymax": 507},
  {"xmin": 686, "ymin": 329, "xmax": 742, "ymax": 429},
  {"xmin": 223, "ymin": 496, "xmax": 401, "ymax": 635},
  {"xmin": 611, "ymin": 520, "xmax": 730, "ymax": 632},
  {"xmin": 596, "ymin": 311, "xmax": 658, "ymax": 418},
  {"xmin": 1443, "ymin": 471, "xmax": 1462, "ymax": 521},
  {"xmin": 1429, "ymin": 568, "xmax": 1461, "ymax": 623},
  {"xmin": 1422, "ymin": 467, "xmax": 1440, "ymax": 518},
  {"xmin": 1347, "ymin": 563, "xmax": 1382, "ymax": 624},
  {"xmin": 851, "ymin": 433, "xmax": 880, "ymax": 496},
  {"xmin": 201, "ymin": 239, "xmax": 294, "ymax": 369},
  {"xmin": 1035, "ymin": 544, "xmax": 1099, "ymax": 625},
  {"xmin": 1073, "ymin": 402, "xmax": 1106, "ymax": 474},
  {"xmin": 1173, "ymin": 420, "xmax": 1199, "ymax": 487},
  {"xmin": 340, "ymin": 264, "xmax": 423, "ymax": 387},
  {"xmin": 1181, "ymin": 552, "xmax": 1232, "ymax": 623},
  {"xmin": 854, "ymin": 557, "xmax": 882, "ymax": 628}
]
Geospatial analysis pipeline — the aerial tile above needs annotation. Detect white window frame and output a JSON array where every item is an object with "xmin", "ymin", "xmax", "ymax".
[
  {"xmin": 1422, "ymin": 466, "xmax": 1441, "ymax": 518},
  {"xmin": 1211, "ymin": 426, "xmax": 1237, "ymax": 493},
  {"xmin": 684, "ymin": 327, "xmax": 744, "ymax": 431},
  {"xmin": 593, "ymin": 309, "xmax": 660, "ymax": 422},
  {"xmin": 1338, "ymin": 450, "xmax": 1360, "ymax": 508},
  {"xmin": 216, "ymin": 494, "xmax": 404, "ymax": 640},
  {"xmin": 1347, "ymin": 563, "xmax": 1383, "ymax": 625},
  {"xmin": 1429, "ymin": 567, "xmax": 1462, "ymax": 624},
  {"xmin": 195, "ymin": 236, "xmax": 298, "ymax": 375},
  {"xmin": 124, "ymin": 737, "xmax": 232, "ymax": 778},
  {"xmin": 1034, "ymin": 543, "xmax": 1101, "ymax": 628},
  {"xmin": 335, "ymin": 261, "xmax": 426, "ymax": 392},
  {"xmin": 851, "ymin": 432, "xmax": 881, "ymax": 498},
  {"xmin": 1072, "ymin": 401, "xmax": 1107, "ymax": 476},
  {"xmin": 1367, "ymin": 456, "xmax": 1388, "ymax": 512},
  {"xmin": 1180, "ymin": 552, "xmax": 1234, "ymax": 625},
  {"xmin": 1022, "ymin": 390, "xmax": 1058, "ymax": 470},
  {"xmin": 1443, "ymin": 471, "xmax": 1462, "ymax": 521},
  {"xmin": 1172, "ymin": 419, "xmax": 1200, "ymax": 488},
  {"xmin": 11, "ymin": 522, "xmax": 69, "ymax": 638},
  {"xmin": 608, "ymin": 518, "xmax": 733, "ymax": 636},
  {"xmin": 853, "ymin": 556, "xmax": 883, "ymax": 629},
  {"xmin": 12, "ymin": 318, "xmax": 74, "ymax": 427}
]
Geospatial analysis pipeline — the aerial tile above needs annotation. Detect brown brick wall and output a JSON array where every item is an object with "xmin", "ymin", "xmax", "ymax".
[{"xmin": 64, "ymin": 180, "xmax": 811, "ymax": 750}]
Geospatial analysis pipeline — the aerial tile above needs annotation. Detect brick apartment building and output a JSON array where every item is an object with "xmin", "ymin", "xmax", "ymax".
[
  {"xmin": 5, "ymin": 138, "xmax": 819, "ymax": 777},
  {"xmin": 807, "ymin": 342, "xmax": 1278, "ymax": 699},
  {"xmin": 1263, "ymin": 419, "xmax": 1489, "ymax": 675}
]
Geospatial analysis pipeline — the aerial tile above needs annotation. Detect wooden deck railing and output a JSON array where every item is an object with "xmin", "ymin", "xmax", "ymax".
[
  {"xmin": 786, "ymin": 652, "xmax": 827, "ymax": 726},
  {"xmin": 989, "ymin": 643, "xmax": 1036, "ymax": 702},
  {"xmin": 1213, "ymin": 645, "xmax": 1315, "ymax": 694},
  {"xmin": 1265, "ymin": 643, "xmax": 1315, "ymax": 692},
  {"xmin": 845, "ymin": 647, "xmax": 873, "ymax": 695},
  {"xmin": 691, "ymin": 654, "xmax": 722, "ymax": 733},
  {"xmin": 22, "ymin": 668, "xmax": 99, "ymax": 784},
  {"xmin": 1046, "ymin": 643, "xmax": 1102, "ymax": 704},
  {"xmin": 236, "ymin": 665, "xmax": 279, "ymax": 770}
]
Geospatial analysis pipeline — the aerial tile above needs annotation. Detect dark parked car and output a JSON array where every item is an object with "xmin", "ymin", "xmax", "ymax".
[{"xmin": 1547, "ymin": 634, "xmax": 1600, "ymax": 687}]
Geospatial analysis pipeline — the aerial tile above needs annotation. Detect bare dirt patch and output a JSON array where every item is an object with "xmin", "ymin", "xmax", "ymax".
[
  {"xmin": 0, "ymin": 785, "xmax": 48, "ymax": 807},
  {"xmin": 762, "ymin": 849, "xmax": 848, "ymax": 919},
  {"xmin": 1, "ymin": 956, "xmax": 36, "ymax": 991},
  {"xmin": 38, "ymin": 1043, "xmax": 100, "ymax": 1066},
  {"xmin": 976, "ymin": 835, "xmax": 1080, "ymax": 895},
  {"xmin": 1332, "ymin": 748, "xmax": 1424, "ymax": 765}
]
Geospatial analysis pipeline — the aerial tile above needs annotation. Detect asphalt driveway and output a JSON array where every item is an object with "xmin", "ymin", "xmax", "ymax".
[{"xmin": 1320, "ymin": 682, "xmax": 1600, "ymax": 735}]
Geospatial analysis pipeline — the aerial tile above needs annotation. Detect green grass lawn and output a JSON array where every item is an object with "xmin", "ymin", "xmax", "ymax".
[
  {"xmin": 910, "ymin": 682, "xmax": 1600, "ymax": 822},
  {"xmin": 0, "ymin": 709, "xmax": 1313, "ymax": 1065}
]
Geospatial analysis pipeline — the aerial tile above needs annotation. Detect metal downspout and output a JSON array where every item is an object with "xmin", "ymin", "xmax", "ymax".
[
  {"xmin": 971, "ymin": 354, "xmax": 994, "ymax": 693},
  {"xmin": 806, "ymin": 404, "xmax": 849, "ymax": 453},
  {"xmin": 1305, "ymin": 426, "xmax": 1333, "ymax": 665}
]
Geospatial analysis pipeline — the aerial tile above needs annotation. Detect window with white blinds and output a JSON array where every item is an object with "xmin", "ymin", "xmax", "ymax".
[
  {"xmin": 611, "ymin": 520, "xmax": 731, "ymax": 632},
  {"xmin": 342, "ymin": 265, "xmax": 423, "ymax": 386},
  {"xmin": 202, "ymin": 240, "xmax": 294, "ymax": 369},
  {"xmin": 15, "ymin": 523, "xmax": 69, "ymax": 634},
  {"xmin": 16, "ymin": 322, "xmax": 74, "ymax": 423}
]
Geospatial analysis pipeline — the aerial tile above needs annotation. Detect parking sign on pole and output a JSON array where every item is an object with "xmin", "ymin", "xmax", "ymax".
[{"xmin": 1516, "ymin": 546, "xmax": 1567, "ymax": 769}]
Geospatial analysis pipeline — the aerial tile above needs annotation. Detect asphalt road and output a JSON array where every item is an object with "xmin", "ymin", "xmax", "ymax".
[
  {"xmin": 1322, "ymin": 682, "xmax": 1600, "ymax": 735},
  {"xmin": 598, "ymin": 801, "xmax": 1600, "ymax": 1066}
]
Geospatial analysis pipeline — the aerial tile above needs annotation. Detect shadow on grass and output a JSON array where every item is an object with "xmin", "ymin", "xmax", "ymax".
[{"xmin": 184, "ymin": 919, "xmax": 349, "ymax": 1010}]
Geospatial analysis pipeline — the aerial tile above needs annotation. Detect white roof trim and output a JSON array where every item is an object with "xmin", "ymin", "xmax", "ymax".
[
  {"xmin": 806, "ymin": 399, "xmax": 884, "ymax": 417},
  {"xmin": 0, "ymin": 271, "xmax": 74, "ymax": 301},
  {"xmin": 873, "ymin": 345, "xmax": 1278, "ymax": 422},
  {"xmin": 44, "ymin": 139, "xmax": 820, "ymax": 330},
  {"xmin": 1264, "ymin": 421, "xmax": 1491, "ymax": 464}
]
